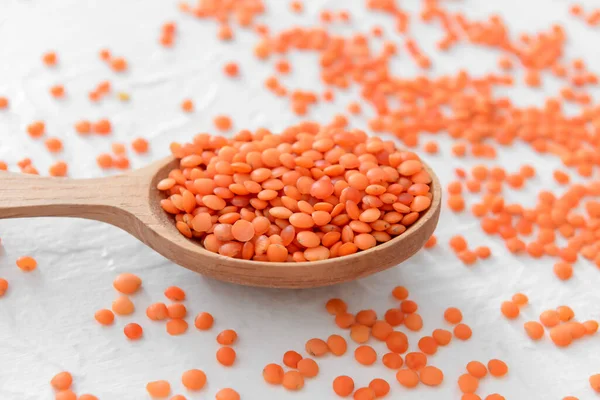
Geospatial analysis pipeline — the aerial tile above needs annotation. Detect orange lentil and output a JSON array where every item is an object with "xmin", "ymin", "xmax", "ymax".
[
  {"xmin": 124, "ymin": 323, "xmax": 143, "ymax": 340},
  {"xmin": 167, "ymin": 303, "xmax": 187, "ymax": 319},
  {"xmin": 223, "ymin": 62, "xmax": 239, "ymax": 77},
  {"xmin": 355, "ymin": 345, "xmax": 377, "ymax": 365},
  {"xmin": 16, "ymin": 256, "xmax": 37, "ymax": 271},
  {"xmin": 540, "ymin": 310, "xmax": 560, "ymax": 327},
  {"xmin": 475, "ymin": 246, "xmax": 491, "ymax": 259},
  {"xmin": 420, "ymin": 366, "xmax": 444, "ymax": 386},
  {"xmin": 92, "ymin": 119, "xmax": 111, "ymax": 135},
  {"xmin": 368, "ymin": 379, "xmax": 389, "ymax": 397},
  {"xmin": 180, "ymin": 369, "xmax": 206, "ymax": 391},
  {"xmin": 99, "ymin": 48, "xmax": 111, "ymax": 60},
  {"xmin": 214, "ymin": 115, "xmax": 232, "ymax": 131},
  {"xmin": 396, "ymin": 369, "xmax": 419, "ymax": 388},
  {"xmin": 335, "ymin": 312, "xmax": 355, "ymax": 329},
  {"xmin": 584, "ymin": 320, "xmax": 599, "ymax": 334},
  {"xmin": 50, "ymin": 85, "xmax": 65, "ymax": 98},
  {"xmin": 112, "ymin": 295, "xmax": 134, "ymax": 315},
  {"xmin": 96, "ymin": 153, "xmax": 112, "ymax": 169},
  {"xmin": 553, "ymin": 262, "xmax": 573, "ymax": 280},
  {"xmin": 110, "ymin": 57, "xmax": 128, "ymax": 72},
  {"xmin": 512, "ymin": 293, "xmax": 528, "ymax": 306},
  {"xmin": 43, "ymin": 51, "xmax": 58, "ymax": 66},
  {"xmin": 27, "ymin": 121, "xmax": 45, "ymax": 138},
  {"xmin": 56, "ymin": 390, "xmax": 76, "ymax": 400},
  {"xmin": 392, "ymin": 286, "xmax": 409, "ymax": 300},
  {"xmin": 405, "ymin": 352, "xmax": 428, "ymax": 370},
  {"xmin": 0, "ymin": 278, "xmax": 8, "ymax": 297},
  {"xmin": 444, "ymin": 307, "xmax": 463, "ymax": 324},
  {"xmin": 432, "ymin": 328, "xmax": 452, "ymax": 346},
  {"xmin": 404, "ymin": 313, "xmax": 423, "ymax": 331},
  {"xmin": 568, "ymin": 322, "xmax": 586, "ymax": 339},
  {"xmin": 484, "ymin": 395, "xmax": 505, "ymax": 400},
  {"xmin": 306, "ymin": 338, "xmax": 329, "ymax": 357},
  {"xmin": 217, "ymin": 346, "xmax": 236, "ymax": 366},
  {"xmin": 166, "ymin": 319, "xmax": 188, "ymax": 335},
  {"xmin": 217, "ymin": 24, "xmax": 233, "ymax": 40},
  {"xmin": 146, "ymin": 380, "xmax": 171, "ymax": 398},
  {"xmin": 164, "ymin": 286, "xmax": 185, "ymax": 301},
  {"xmin": 557, "ymin": 306, "xmax": 575, "ymax": 322},
  {"xmin": 326, "ymin": 298, "xmax": 348, "ymax": 315},
  {"xmin": 418, "ymin": 336, "xmax": 438, "ymax": 355},
  {"xmin": 550, "ymin": 325, "xmax": 573, "ymax": 347},
  {"xmin": 113, "ymin": 273, "xmax": 141, "ymax": 294},
  {"xmin": 111, "ymin": 143, "xmax": 126, "ymax": 155},
  {"xmin": 386, "ymin": 331, "xmax": 408, "ymax": 353},
  {"xmin": 282, "ymin": 370, "xmax": 304, "ymax": 391},
  {"xmin": 501, "ymin": 301, "xmax": 520, "ymax": 319},
  {"xmin": 181, "ymin": 99, "xmax": 194, "ymax": 112},
  {"xmin": 458, "ymin": 374, "xmax": 479, "ymax": 394},
  {"xmin": 400, "ymin": 300, "xmax": 418, "ymax": 314},
  {"xmin": 467, "ymin": 361, "xmax": 488, "ymax": 378},
  {"xmin": 356, "ymin": 309, "xmax": 377, "ymax": 326},
  {"xmin": 132, "ymin": 137, "xmax": 149, "ymax": 154},
  {"xmin": 424, "ymin": 235, "xmax": 437, "ymax": 248},
  {"xmin": 590, "ymin": 374, "xmax": 600, "ymax": 392},
  {"xmin": 382, "ymin": 352, "xmax": 403, "ymax": 369},
  {"xmin": 78, "ymin": 395, "xmax": 99, "ymax": 400},
  {"xmin": 215, "ymin": 388, "xmax": 240, "ymax": 400},
  {"xmin": 371, "ymin": 320, "xmax": 393, "ymax": 340},
  {"xmin": 263, "ymin": 363, "xmax": 284, "ymax": 384},
  {"xmin": 93, "ymin": 308, "xmax": 116, "ymax": 327},
  {"xmin": 448, "ymin": 195, "xmax": 465, "ymax": 212},
  {"xmin": 283, "ymin": 350, "xmax": 303, "ymax": 368},
  {"xmin": 51, "ymin": 372, "xmax": 73, "ymax": 391},
  {"xmin": 449, "ymin": 235, "xmax": 468, "ymax": 252},
  {"xmin": 488, "ymin": 359, "xmax": 508, "ymax": 377},
  {"xmin": 217, "ymin": 329, "xmax": 238, "ymax": 345},
  {"xmin": 553, "ymin": 170, "xmax": 570, "ymax": 185},
  {"xmin": 384, "ymin": 308, "xmax": 404, "ymax": 326},
  {"xmin": 146, "ymin": 303, "xmax": 169, "ymax": 321},
  {"xmin": 327, "ymin": 334, "xmax": 347, "ymax": 356},
  {"xmin": 297, "ymin": 358, "xmax": 319, "ymax": 378},
  {"xmin": 454, "ymin": 324, "xmax": 472, "ymax": 340},
  {"xmin": 333, "ymin": 375, "xmax": 355, "ymax": 397},
  {"xmin": 524, "ymin": 321, "xmax": 544, "ymax": 340},
  {"xmin": 194, "ymin": 312, "xmax": 214, "ymax": 330},
  {"xmin": 0, "ymin": 97, "xmax": 9, "ymax": 109}
]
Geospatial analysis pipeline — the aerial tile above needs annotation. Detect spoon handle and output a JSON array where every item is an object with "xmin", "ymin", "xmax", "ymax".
[{"xmin": 0, "ymin": 171, "xmax": 141, "ymax": 222}]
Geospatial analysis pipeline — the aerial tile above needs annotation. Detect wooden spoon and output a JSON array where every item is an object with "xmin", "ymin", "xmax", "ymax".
[{"xmin": 0, "ymin": 157, "xmax": 441, "ymax": 288}]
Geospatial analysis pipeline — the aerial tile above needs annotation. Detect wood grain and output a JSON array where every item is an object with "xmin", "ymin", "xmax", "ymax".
[{"xmin": 0, "ymin": 156, "xmax": 441, "ymax": 289}]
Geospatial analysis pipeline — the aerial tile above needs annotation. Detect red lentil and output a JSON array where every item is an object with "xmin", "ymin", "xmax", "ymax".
[
  {"xmin": 16, "ymin": 256, "xmax": 37, "ymax": 271},
  {"xmin": 333, "ymin": 375, "xmax": 354, "ymax": 397},
  {"xmin": 263, "ymin": 363, "xmax": 284, "ymax": 384},
  {"xmin": 0, "ymin": 278, "xmax": 8, "ymax": 297},
  {"xmin": 124, "ymin": 323, "xmax": 143, "ymax": 340},
  {"xmin": 113, "ymin": 273, "xmax": 141, "ymax": 294},
  {"xmin": 488, "ymin": 359, "xmax": 508, "ymax": 377},
  {"xmin": 282, "ymin": 370, "xmax": 304, "ymax": 391},
  {"xmin": 147, "ymin": 380, "xmax": 171, "ymax": 398},
  {"xmin": 283, "ymin": 350, "xmax": 302, "ymax": 368},
  {"xmin": 216, "ymin": 346, "xmax": 236, "ymax": 366}
]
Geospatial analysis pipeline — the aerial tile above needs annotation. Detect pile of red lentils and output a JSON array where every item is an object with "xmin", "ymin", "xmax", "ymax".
[
  {"xmin": 158, "ymin": 124, "xmax": 433, "ymax": 261},
  {"xmin": 2, "ymin": 0, "xmax": 600, "ymax": 399}
]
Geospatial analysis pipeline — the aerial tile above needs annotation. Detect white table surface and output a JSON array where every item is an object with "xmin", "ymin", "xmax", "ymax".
[{"xmin": 1, "ymin": 0, "xmax": 599, "ymax": 399}]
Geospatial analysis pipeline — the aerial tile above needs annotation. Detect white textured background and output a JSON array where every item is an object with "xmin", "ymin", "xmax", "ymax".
[{"xmin": 1, "ymin": 0, "xmax": 599, "ymax": 399}]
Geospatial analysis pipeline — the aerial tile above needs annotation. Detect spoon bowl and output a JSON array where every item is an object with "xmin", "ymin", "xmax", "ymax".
[{"xmin": 0, "ymin": 156, "xmax": 441, "ymax": 288}]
